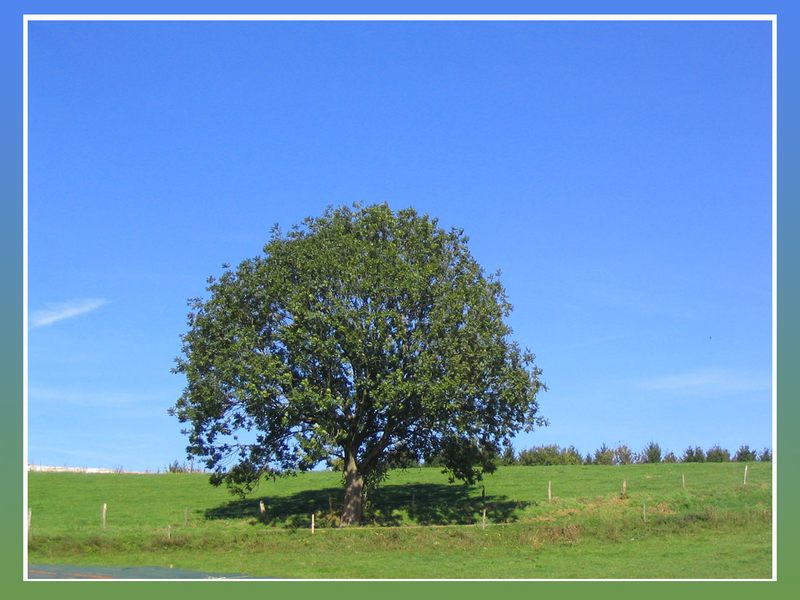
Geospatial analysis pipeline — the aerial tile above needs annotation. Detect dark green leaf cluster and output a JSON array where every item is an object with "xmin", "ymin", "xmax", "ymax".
[
  {"xmin": 592, "ymin": 443, "xmax": 615, "ymax": 465},
  {"xmin": 641, "ymin": 441, "xmax": 662, "ymax": 464},
  {"xmin": 732, "ymin": 445, "xmax": 758, "ymax": 462},
  {"xmin": 517, "ymin": 444, "xmax": 582, "ymax": 466},
  {"xmin": 171, "ymin": 204, "xmax": 546, "ymax": 496},
  {"xmin": 682, "ymin": 446, "xmax": 706, "ymax": 463},
  {"xmin": 613, "ymin": 444, "xmax": 636, "ymax": 465},
  {"xmin": 428, "ymin": 441, "xmax": 771, "ymax": 467},
  {"xmin": 705, "ymin": 445, "xmax": 731, "ymax": 462}
]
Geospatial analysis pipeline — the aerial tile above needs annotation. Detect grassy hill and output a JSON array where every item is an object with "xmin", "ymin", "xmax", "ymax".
[{"xmin": 27, "ymin": 462, "xmax": 772, "ymax": 579}]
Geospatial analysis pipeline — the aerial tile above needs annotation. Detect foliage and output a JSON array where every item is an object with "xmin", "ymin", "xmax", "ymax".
[
  {"xmin": 705, "ymin": 445, "xmax": 731, "ymax": 463},
  {"xmin": 733, "ymin": 445, "xmax": 758, "ymax": 462},
  {"xmin": 499, "ymin": 445, "xmax": 518, "ymax": 466},
  {"xmin": 166, "ymin": 460, "xmax": 192, "ymax": 473},
  {"xmin": 682, "ymin": 446, "xmax": 706, "ymax": 463},
  {"xmin": 428, "ymin": 442, "xmax": 767, "ymax": 467},
  {"xmin": 641, "ymin": 441, "xmax": 662, "ymax": 464},
  {"xmin": 613, "ymin": 444, "xmax": 636, "ymax": 465},
  {"xmin": 517, "ymin": 444, "xmax": 582, "ymax": 466},
  {"xmin": 171, "ymin": 204, "xmax": 546, "ymax": 523},
  {"xmin": 593, "ymin": 444, "xmax": 615, "ymax": 466}
]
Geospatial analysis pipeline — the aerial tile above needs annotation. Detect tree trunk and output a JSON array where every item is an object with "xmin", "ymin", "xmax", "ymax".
[{"xmin": 340, "ymin": 453, "xmax": 364, "ymax": 526}]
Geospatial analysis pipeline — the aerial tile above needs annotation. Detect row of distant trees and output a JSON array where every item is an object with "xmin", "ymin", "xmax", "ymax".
[
  {"xmin": 493, "ymin": 442, "xmax": 771, "ymax": 466},
  {"xmin": 357, "ymin": 442, "xmax": 772, "ymax": 472}
]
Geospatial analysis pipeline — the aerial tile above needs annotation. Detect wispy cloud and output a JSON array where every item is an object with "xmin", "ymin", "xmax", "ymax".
[
  {"xmin": 635, "ymin": 368, "xmax": 771, "ymax": 394},
  {"xmin": 30, "ymin": 298, "xmax": 108, "ymax": 328},
  {"xmin": 28, "ymin": 386, "xmax": 170, "ymax": 409}
]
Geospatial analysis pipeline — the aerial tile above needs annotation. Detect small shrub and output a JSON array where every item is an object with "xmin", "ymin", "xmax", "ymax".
[
  {"xmin": 613, "ymin": 444, "xmax": 636, "ymax": 465},
  {"xmin": 166, "ymin": 460, "xmax": 190, "ymax": 473},
  {"xmin": 519, "ymin": 445, "xmax": 557, "ymax": 466},
  {"xmin": 562, "ymin": 446, "xmax": 583, "ymax": 465},
  {"xmin": 705, "ymin": 445, "xmax": 730, "ymax": 462},
  {"xmin": 518, "ymin": 445, "xmax": 583, "ymax": 466},
  {"xmin": 663, "ymin": 451, "xmax": 678, "ymax": 463},
  {"xmin": 641, "ymin": 441, "xmax": 662, "ymax": 464},
  {"xmin": 733, "ymin": 445, "xmax": 758, "ymax": 462},
  {"xmin": 593, "ymin": 444, "xmax": 614, "ymax": 466},
  {"xmin": 758, "ymin": 448, "xmax": 772, "ymax": 462},
  {"xmin": 682, "ymin": 446, "xmax": 706, "ymax": 463},
  {"xmin": 499, "ymin": 446, "xmax": 517, "ymax": 466}
]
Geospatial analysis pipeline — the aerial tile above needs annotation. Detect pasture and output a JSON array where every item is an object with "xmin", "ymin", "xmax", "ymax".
[{"xmin": 27, "ymin": 462, "xmax": 772, "ymax": 579}]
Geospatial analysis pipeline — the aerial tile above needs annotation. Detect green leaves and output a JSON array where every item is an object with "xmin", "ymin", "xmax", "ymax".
[{"xmin": 172, "ymin": 204, "xmax": 546, "ymax": 496}]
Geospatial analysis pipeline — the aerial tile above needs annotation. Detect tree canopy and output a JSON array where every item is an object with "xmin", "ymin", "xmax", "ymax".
[{"xmin": 171, "ymin": 204, "xmax": 546, "ymax": 524}]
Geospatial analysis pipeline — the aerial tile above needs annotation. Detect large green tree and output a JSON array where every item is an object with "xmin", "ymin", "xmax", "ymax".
[{"xmin": 171, "ymin": 204, "xmax": 545, "ymax": 525}]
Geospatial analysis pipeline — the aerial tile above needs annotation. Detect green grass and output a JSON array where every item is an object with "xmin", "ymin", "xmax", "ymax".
[{"xmin": 27, "ymin": 462, "xmax": 772, "ymax": 579}]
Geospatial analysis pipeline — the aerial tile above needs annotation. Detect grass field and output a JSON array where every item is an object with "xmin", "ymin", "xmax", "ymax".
[{"xmin": 27, "ymin": 462, "xmax": 772, "ymax": 579}]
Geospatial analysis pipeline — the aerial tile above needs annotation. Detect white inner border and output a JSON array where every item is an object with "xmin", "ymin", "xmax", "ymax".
[{"xmin": 22, "ymin": 12, "xmax": 778, "ymax": 583}]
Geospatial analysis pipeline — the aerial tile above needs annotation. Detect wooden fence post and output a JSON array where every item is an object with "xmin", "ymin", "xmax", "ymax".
[
  {"xmin": 547, "ymin": 480, "xmax": 552, "ymax": 502},
  {"xmin": 482, "ymin": 508, "xmax": 487, "ymax": 530},
  {"xmin": 311, "ymin": 513, "xmax": 315, "ymax": 534},
  {"xmin": 102, "ymin": 503, "xmax": 107, "ymax": 530},
  {"xmin": 259, "ymin": 500, "xmax": 266, "ymax": 516},
  {"xmin": 743, "ymin": 464, "xmax": 749, "ymax": 486},
  {"xmin": 622, "ymin": 479, "xmax": 627, "ymax": 497}
]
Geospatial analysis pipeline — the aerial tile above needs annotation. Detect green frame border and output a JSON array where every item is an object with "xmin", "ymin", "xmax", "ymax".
[{"xmin": 3, "ymin": 1, "xmax": 796, "ymax": 598}]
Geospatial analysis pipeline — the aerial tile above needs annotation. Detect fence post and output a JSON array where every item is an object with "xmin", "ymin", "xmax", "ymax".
[
  {"xmin": 547, "ymin": 480, "xmax": 552, "ymax": 502},
  {"xmin": 482, "ymin": 508, "xmax": 487, "ymax": 530},
  {"xmin": 311, "ymin": 513, "xmax": 315, "ymax": 535},
  {"xmin": 102, "ymin": 503, "xmax": 107, "ymax": 530},
  {"xmin": 743, "ymin": 464, "xmax": 748, "ymax": 486},
  {"xmin": 622, "ymin": 479, "xmax": 627, "ymax": 497},
  {"xmin": 259, "ymin": 500, "xmax": 266, "ymax": 516},
  {"xmin": 682, "ymin": 473, "xmax": 686, "ymax": 490}
]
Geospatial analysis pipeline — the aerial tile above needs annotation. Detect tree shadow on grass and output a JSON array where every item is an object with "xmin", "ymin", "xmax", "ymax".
[{"xmin": 204, "ymin": 482, "xmax": 531, "ymax": 528}]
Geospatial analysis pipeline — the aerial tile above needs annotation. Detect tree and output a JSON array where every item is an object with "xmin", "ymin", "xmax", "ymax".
[
  {"xmin": 614, "ymin": 444, "xmax": 636, "ymax": 465},
  {"xmin": 517, "ymin": 444, "xmax": 581, "ymax": 466},
  {"xmin": 171, "ymin": 204, "xmax": 546, "ymax": 525},
  {"xmin": 733, "ymin": 445, "xmax": 757, "ymax": 462},
  {"xmin": 663, "ymin": 451, "xmax": 678, "ymax": 463},
  {"xmin": 641, "ymin": 441, "xmax": 662, "ymax": 464},
  {"xmin": 499, "ymin": 445, "xmax": 518, "ymax": 466},
  {"xmin": 682, "ymin": 446, "xmax": 706, "ymax": 463},
  {"xmin": 593, "ymin": 443, "xmax": 614, "ymax": 466},
  {"xmin": 705, "ymin": 445, "xmax": 730, "ymax": 462}
]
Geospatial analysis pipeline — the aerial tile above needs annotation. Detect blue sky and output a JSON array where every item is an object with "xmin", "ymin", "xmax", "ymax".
[{"xmin": 27, "ymin": 19, "xmax": 773, "ymax": 471}]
